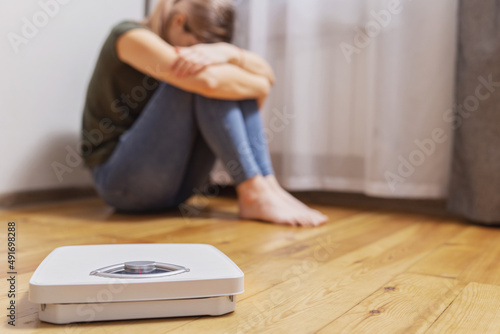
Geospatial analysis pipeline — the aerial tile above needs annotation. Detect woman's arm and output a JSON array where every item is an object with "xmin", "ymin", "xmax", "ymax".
[
  {"xmin": 174, "ymin": 43, "xmax": 276, "ymax": 85},
  {"xmin": 200, "ymin": 64, "xmax": 270, "ymax": 101},
  {"xmin": 116, "ymin": 29, "xmax": 269, "ymax": 100},
  {"xmin": 228, "ymin": 45, "xmax": 276, "ymax": 86}
]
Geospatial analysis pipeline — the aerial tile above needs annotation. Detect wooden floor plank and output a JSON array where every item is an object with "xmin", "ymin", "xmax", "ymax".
[
  {"xmin": 426, "ymin": 282, "xmax": 500, "ymax": 334},
  {"xmin": 318, "ymin": 273, "xmax": 466, "ymax": 334},
  {"xmin": 408, "ymin": 227, "xmax": 500, "ymax": 279},
  {"xmin": 237, "ymin": 212, "xmax": 417, "ymax": 300},
  {"xmin": 1, "ymin": 196, "xmax": 497, "ymax": 334},
  {"xmin": 168, "ymin": 221, "xmax": 462, "ymax": 333},
  {"xmin": 456, "ymin": 233, "xmax": 500, "ymax": 286}
]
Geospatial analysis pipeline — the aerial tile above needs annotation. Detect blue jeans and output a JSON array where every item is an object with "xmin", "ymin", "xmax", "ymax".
[{"xmin": 92, "ymin": 83, "xmax": 274, "ymax": 212}]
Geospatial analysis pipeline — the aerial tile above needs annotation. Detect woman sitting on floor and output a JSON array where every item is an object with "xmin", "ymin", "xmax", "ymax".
[{"xmin": 81, "ymin": 0, "xmax": 327, "ymax": 226}]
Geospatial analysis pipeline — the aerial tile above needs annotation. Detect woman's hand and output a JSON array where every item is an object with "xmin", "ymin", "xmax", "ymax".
[{"xmin": 170, "ymin": 43, "xmax": 239, "ymax": 78}]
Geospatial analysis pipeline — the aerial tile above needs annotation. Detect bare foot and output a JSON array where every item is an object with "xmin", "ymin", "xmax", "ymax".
[
  {"xmin": 265, "ymin": 175, "xmax": 328, "ymax": 222},
  {"xmin": 237, "ymin": 175, "xmax": 327, "ymax": 227}
]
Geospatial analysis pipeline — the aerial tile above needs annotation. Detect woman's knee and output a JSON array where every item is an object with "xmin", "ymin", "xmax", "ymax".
[
  {"xmin": 194, "ymin": 94, "xmax": 239, "ymax": 111},
  {"xmin": 238, "ymin": 99, "xmax": 259, "ymax": 112},
  {"xmin": 160, "ymin": 82, "xmax": 194, "ymax": 96},
  {"xmin": 194, "ymin": 95, "xmax": 259, "ymax": 117},
  {"xmin": 154, "ymin": 82, "xmax": 197, "ymax": 108}
]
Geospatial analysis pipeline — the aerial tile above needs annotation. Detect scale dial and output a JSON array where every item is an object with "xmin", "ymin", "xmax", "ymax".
[{"xmin": 90, "ymin": 261, "xmax": 190, "ymax": 279}]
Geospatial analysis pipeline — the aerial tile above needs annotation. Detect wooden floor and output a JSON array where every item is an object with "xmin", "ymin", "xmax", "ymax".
[{"xmin": 1, "ymin": 194, "xmax": 500, "ymax": 334}]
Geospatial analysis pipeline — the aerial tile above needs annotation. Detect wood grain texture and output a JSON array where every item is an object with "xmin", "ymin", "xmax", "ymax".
[
  {"xmin": 407, "ymin": 227, "xmax": 498, "ymax": 279},
  {"xmin": 426, "ymin": 282, "xmax": 500, "ymax": 334},
  {"xmin": 0, "ymin": 196, "xmax": 498, "ymax": 334},
  {"xmin": 318, "ymin": 273, "xmax": 466, "ymax": 334}
]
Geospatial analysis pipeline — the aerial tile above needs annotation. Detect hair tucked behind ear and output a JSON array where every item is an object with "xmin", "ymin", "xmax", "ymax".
[{"xmin": 143, "ymin": 0, "xmax": 235, "ymax": 43}]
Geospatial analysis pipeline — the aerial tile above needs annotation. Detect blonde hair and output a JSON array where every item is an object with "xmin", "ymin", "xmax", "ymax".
[{"xmin": 143, "ymin": 0, "xmax": 235, "ymax": 43}]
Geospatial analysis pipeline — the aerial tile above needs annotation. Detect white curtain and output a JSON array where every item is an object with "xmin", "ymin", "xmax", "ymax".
[{"xmin": 229, "ymin": 0, "xmax": 458, "ymax": 198}]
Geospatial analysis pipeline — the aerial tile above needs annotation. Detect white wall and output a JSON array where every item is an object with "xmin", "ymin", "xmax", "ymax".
[{"xmin": 0, "ymin": 0, "xmax": 144, "ymax": 195}]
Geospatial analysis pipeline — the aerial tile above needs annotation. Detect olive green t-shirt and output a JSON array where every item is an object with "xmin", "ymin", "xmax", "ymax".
[{"xmin": 81, "ymin": 21, "xmax": 160, "ymax": 168}]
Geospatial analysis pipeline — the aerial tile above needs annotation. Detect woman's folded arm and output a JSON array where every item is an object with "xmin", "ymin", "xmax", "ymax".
[{"xmin": 116, "ymin": 28, "xmax": 269, "ymax": 101}]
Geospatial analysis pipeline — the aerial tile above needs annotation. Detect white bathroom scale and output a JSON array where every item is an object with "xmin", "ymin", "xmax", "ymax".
[{"xmin": 29, "ymin": 244, "xmax": 244, "ymax": 324}]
